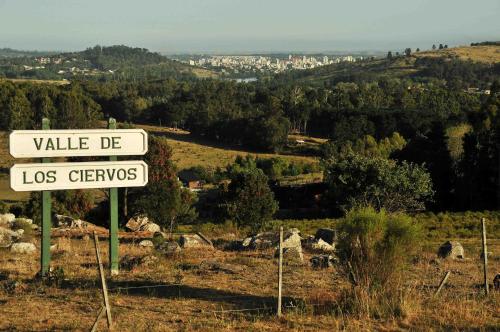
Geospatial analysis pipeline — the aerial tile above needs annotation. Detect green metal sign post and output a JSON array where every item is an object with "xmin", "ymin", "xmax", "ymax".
[
  {"xmin": 9, "ymin": 118, "xmax": 148, "ymax": 277},
  {"xmin": 41, "ymin": 118, "xmax": 52, "ymax": 276},
  {"xmin": 108, "ymin": 118, "xmax": 119, "ymax": 275}
]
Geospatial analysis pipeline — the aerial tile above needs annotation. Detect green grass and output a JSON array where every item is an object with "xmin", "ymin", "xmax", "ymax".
[{"xmin": 180, "ymin": 210, "xmax": 500, "ymax": 239}]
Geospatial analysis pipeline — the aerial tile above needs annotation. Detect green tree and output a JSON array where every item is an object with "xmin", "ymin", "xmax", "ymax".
[
  {"xmin": 129, "ymin": 136, "xmax": 197, "ymax": 233},
  {"xmin": 323, "ymin": 153, "xmax": 434, "ymax": 213},
  {"xmin": 223, "ymin": 168, "xmax": 278, "ymax": 233}
]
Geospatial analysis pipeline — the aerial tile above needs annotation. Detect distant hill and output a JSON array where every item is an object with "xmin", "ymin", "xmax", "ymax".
[
  {"xmin": 0, "ymin": 48, "xmax": 57, "ymax": 58},
  {"xmin": 415, "ymin": 45, "xmax": 500, "ymax": 64},
  {"xmin": 0, "ymin": 45, "xmax": 217, "ymax": 81},
  {"xmin": 275, "ymin": 45, "xmax": 500, "ymax": 86}
]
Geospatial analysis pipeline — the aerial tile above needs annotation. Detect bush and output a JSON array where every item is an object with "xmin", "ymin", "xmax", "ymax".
[
  {"xmin": 223, "ymin": 168, "xmax": 278, "ymax": 233},
  {"xmin": 335, "ymin": 207, "xmax": 421, "ymax": 318},
  {"xmin": 336, "ymin": 207, "xmax": 421, "ymax": 288},
  {"xmin": 24, "ymin": 190, "xmax": 95, "ymax": 225},
  {"xmin": 0, "ymin": 200, "xmax": 8, "ymax": 214}
]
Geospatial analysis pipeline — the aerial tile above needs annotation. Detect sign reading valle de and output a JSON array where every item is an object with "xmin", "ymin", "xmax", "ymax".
[{"xmin": 9, "ymin": 129, "xmax": 148, "ymax": 158}]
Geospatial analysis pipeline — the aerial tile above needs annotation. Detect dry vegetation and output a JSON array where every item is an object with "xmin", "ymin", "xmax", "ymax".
[
  {"xmin": 416, "ymin": 45, "xmax": 500, "ymax": 64},
  {"xmin": 0, "ymin": 234, "xmax": 498, "ymax": 331},
  {"xmin": 137, "ymin": 124, "xmax": 319, "ymax": 170}
]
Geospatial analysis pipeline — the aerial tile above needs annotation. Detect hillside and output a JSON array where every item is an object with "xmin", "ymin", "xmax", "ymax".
[
  {"xmin": 416, "ymin": 45, "xmax": 500, "ymax": 64},
  {"xmin": 275, "ymin": 44, "xmax": 500, "ymax": 86},
  {"xmin": 0, "ymin": 45, "xmax": 217, "ymax": 81}
]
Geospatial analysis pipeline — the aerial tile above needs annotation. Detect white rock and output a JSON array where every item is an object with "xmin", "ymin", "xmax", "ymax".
[
  {"xmin": 311, "ymin": 238, "xmax": 336, "ymax": 252},
  {"xmin": 139, "ymin": 240, "xmax": 154, "ymax": 248},
  {"xmin": 180, "ymin": 234, "xmax": 212, "ymax": 248},
  {"xmin": 0, "ymin": 213, "xmax": 15, "ymax": 226},
  {"xmin": 141, "ymin": 223, "xmax": 161, "ymax": 233},
  {"xmin": 10, "ymin": 242, "xmax": 36, "ymax": 254},
  {"xmin": 125, "ymin": 215, "xmax": 150, "ymax": 232},
  {"xmin": 15, "ymin": 229, "xmax": 24, "ymax": 237}
]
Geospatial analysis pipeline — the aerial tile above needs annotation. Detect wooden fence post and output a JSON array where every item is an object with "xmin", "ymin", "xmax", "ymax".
[
  {"xmin": 434, "ymin": 271, "xmax": 451, "ymax": 297},
  {"xmin": 481, "ymin": 218, "xmax": 489, "ymax": 295},
  {"xmin": 277, "ymin": 226, "xmax": 283, "ymax": 317},
  {"xmin": 94, "ymin": 232, "xmax": 113, "ymax": 328}
]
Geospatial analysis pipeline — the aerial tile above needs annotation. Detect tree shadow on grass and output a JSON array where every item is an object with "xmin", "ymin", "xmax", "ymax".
[{"xmin": 58, "ymin": 278, "xmax": 302, "ymax": 313}]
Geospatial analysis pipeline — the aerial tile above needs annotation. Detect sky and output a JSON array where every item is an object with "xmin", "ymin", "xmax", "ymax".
[{"xmin": 0, "ymin": 0, "xmax": 499, "ymax": 54}]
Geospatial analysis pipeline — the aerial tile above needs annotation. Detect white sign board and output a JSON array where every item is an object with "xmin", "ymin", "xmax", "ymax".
[
  {"xmin": 9, "ymin": 129, "xmax": 148, "ymax": 158},
  {"xmin": 10, "ymin": 161, "xmax": 148, "ymax": 191}
]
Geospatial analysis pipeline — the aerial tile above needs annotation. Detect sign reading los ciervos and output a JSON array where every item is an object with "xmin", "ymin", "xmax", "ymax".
[
  {"xmin": 10, "ymin": 161, "xmax": 148, "ymax": 191},
  {"xmin": 9, "ymin": 129, "xmax": 148, "ymax": 158}
]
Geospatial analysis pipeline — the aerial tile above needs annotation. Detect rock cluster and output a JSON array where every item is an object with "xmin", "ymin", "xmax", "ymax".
[
  {"xmin": 125, "ymin": 215, "xmax": 161, "ymax": 233},
  {"xmin": 242, "ymin": 228, "xmax": 304, "ymax": 263},
  {"xmin": 438, "ymin": 241, "xmax": 465, "ymax": 260},
  {"xmin": 0, "ymin": 213, "xmax": 36, "ymax": 254},
  {"xmin": 310, "ymin": 255, "xmax": 336, "ymax": 269}
]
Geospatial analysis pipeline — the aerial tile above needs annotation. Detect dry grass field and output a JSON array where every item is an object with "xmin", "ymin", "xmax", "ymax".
[
  {"xmin": 0, "ymin": 234, "xmax": 498, "ymax": 331},
  {"xmin": 137, "ymin": 125, "xmax": 319, "ymax": 170},
  {"xmin": 416, "ymin": 45, "xmax": 500, "ymax": 64}
]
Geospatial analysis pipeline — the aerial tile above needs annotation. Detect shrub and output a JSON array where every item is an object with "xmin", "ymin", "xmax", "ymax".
[
  {"xmin": 335, "ymin": 207, "xmax": 421, "ymax": 318},
  {"xmin": 0, "ymin": 200, "xmax": 8, "ymax": 214},
  {"xmin": 336, "ymin": 207, "xmax": 421, "ymax": 289},
  {"xmin": 223, "ymin": 168, "xmax": 278, "ymax": 233},
  {"xmin": 24, "ymin": 190, "xmax": 95, "ymax": 225}
]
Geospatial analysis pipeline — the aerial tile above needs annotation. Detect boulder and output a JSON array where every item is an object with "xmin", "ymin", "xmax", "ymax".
[
  {"xmin": 310, "ymin": 255, "xmax": 336, "ymax": 269},
  {"xmin": 0, "ymin": 213, "xmax": 15, "ymax": 226},
  {"xmin": 0, "ymin": 227, "xmax": 21, "ymax": 248},
  {"xmin": 311, "ymin": 238, "xmax": 336, "ymax": 253},
  {"xmin": 54, "ymin": 214, "xmax": 74, "ymax": 227},
  {"xmin": 141, "ymin": 222, "xmax": 161, "ymax": 233},
  {"xmin": 14, "ymin": 218, "xmax": 33, "ymax": 225},
  {"xmin": 437, "ymin": 241, "xmax": 465, "ymax": 260},
  {"xmin": 275, "ymin": 229, "xmax": 304, "ymax": 263},
  {"xmin": 282, "ymin": 247, "xmax": 304, "ymax": 263},
  {"xmin": 139, "ymin": 240, "xmax": 154, "ymax": 248},
  {"xmin": 15, "ymin": 229, "xmax": 24, "ymax": 237},
  {"xmin": 282, "ymin": 228, "xmax": 302, "ymax": 249},
  {"xmin": 180, "ymin": 234, "xmax": 212, "ymax": 248},
  {"xmin": 54, "ymin": 214, "xmax": 101, "ymax": 231},
  {"xmin": 125, "ymin": 215, "xmax": 150, "ymax": 232},
  {"xmin": 157, "ymin": 241, "xmax": 181, "ymax": 255},
  {"xmin": 241, "ymin": 232, "xmax": 275, "ymax": 250},
  {"xmin": 10, "ymin": 242, "xmax": 36, "ymax": 254},
  {"xmin": 315, "ymin": 228, "xmax": 337, "ymax": 245},
  {"xmin": 494, "ymin": 273, "xmax": 500, "ymax": 291}
]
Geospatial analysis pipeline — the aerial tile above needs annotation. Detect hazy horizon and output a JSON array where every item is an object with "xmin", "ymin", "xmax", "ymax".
[{"xmin": 0, "ymin": 0, "xmax": 498, "ymax": 54}]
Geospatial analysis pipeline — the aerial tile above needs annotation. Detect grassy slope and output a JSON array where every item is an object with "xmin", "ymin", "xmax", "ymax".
[
  {"xmin": 138, "ymin": 124, "xmax": 318, "ymax": 170},
  {"xmin": 416, "ymin": 45, "xmax": 500, "ymax": 63},
  {"xmin": 280, "ymin": 45, "xmax": 500, "ymax": 86}
]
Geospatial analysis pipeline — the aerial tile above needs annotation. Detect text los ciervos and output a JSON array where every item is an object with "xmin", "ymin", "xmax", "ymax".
[{"xmin": 22, "ymin": 135, "xmax": 138, "ymax": 184}]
